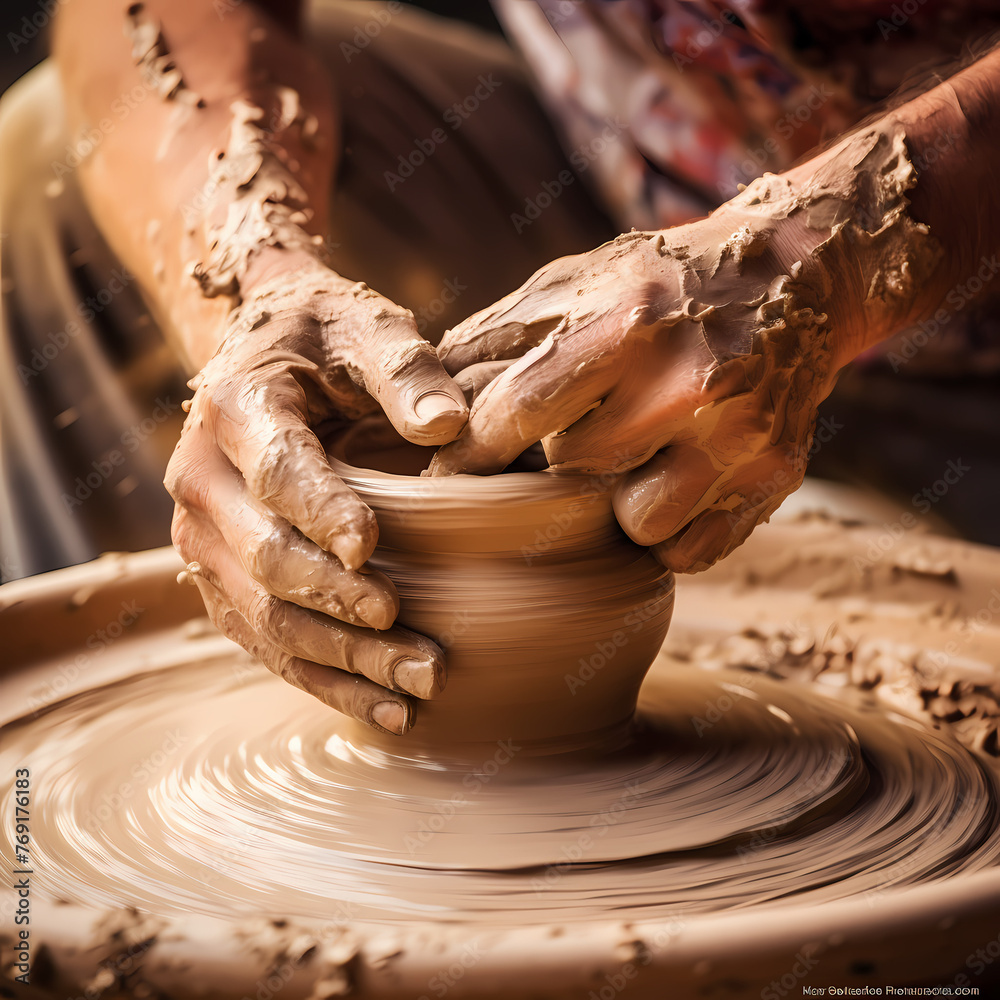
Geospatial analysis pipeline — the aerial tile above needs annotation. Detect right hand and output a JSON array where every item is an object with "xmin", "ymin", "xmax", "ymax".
[
  {"xmin": 428, "ymin": 225, "xmax": 833, "ymax": 574},
  {"xmin": 165, "ymin": 254, "xmax": 468, "ymax": 735}
]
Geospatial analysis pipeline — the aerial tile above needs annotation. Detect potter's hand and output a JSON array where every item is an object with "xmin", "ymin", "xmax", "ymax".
[
  {"xmin": 427, "ymin": 112, "xmax": 962, "ymax": 573},
  {"xmin": 166, "ymin": 255, "xmax": 468, "ymax": 733},
  {"xmin": 427, "ymin": 218, "xmax": 847, "ymax": 573}
]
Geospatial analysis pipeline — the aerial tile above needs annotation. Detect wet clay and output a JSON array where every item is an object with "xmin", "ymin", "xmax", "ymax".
[{"xmin": 2, "ymin": 507, "xmax": 1000, "ymax": 996}]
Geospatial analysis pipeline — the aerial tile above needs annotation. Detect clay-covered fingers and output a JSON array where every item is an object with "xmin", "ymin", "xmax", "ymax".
[
  {"xmin": 613, "ymin": 446, "xmax": 722, "ymax": 547},
  {"xmin": 614, "ymin": 448, "xmax": 740, "ymax": 573},
  {"xmin": 428, "ymin": 332, "xmax": 620, "ymax": 476},
  {"xmin": 436, "ymin": 258, "xmax": 579, "ymax": 373},
  {"xmin": 353, "ymin": 314, "xmax": 468, "ymax": 447},
  {"xmin": 438, "ymin": 310, "xmax": 570, "ymax": 373},
  {"xmin": 451, "ymin": 360, "xmax": 516, "ymax": 407},
  {"xmin": 173, "ymin": 506, "xmax": 445, "ymax": 718},
  {"xmin": 167, "ymin": 386, "xmax": 399, "ymax": 626},
  {"xmin": 191, "ymin": 575, "xmax": 419, "ymax": 736},
  {"xmin": 198, "ymin": 469, "xmax": 399, "ymax": 630},
  {"xmin": 651, "ymin": 508, "xmax": 756, "ymax": 574},
  {"xmin": 207, "ymin": 363, "xmax": 379, "ymax": 572},
  {"xmin": 182, "ymin": 508, "xmax": 443, "ymax": 698}
]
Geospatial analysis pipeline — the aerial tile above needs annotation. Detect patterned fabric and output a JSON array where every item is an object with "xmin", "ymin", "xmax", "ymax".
[{"xmin": 495, "ymin": 0, "xmax": 1000, "ymax": 231}]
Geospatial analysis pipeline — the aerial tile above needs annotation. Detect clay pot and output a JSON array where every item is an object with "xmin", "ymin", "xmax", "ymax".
[{"xmin": 327, "ymin": 417, "xmax": 675, "ymax": 748}]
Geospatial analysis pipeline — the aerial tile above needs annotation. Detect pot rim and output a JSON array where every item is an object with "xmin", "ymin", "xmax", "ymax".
[{"xmin": 326, "ymin": 416, "xmax": 619, "ymax": 516}]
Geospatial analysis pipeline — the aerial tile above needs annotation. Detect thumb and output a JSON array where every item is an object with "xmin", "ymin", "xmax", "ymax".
[{"xmin": 362, "ymin": 319, "xmax": 468, "ymax": 446}]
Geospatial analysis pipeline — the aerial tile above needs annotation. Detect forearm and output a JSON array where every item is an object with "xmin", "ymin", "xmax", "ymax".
[
  {"xmin": 891, "ymin": 41, "xmax": 1000, "ymax": 319},
  {"xmin": 724, "ymin": 40, "xmax": 1000, "ymax": 373},
  {"xmin": 53, "ymin": 0, "xmax": 337, "ymax": 370}
]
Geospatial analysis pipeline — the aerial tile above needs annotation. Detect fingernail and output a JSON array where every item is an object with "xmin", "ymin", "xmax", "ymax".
[
  {"xmin": 371, "ymin": 701, "xmax": 409, "ymax": 735},
  {"xmin": 414, "ymin": 390, "xmax": 466, "ymax": 424},
  {"xmin": 628, "ymin": 479, "xmax": 668, "ymax": 521},
  {"xmin": 393, "ymin": 657, "xmax": 443, "ymax": 699},
  {"xmin": 354, "ymin": 595, "xmax": 394, "ymax": 630}
]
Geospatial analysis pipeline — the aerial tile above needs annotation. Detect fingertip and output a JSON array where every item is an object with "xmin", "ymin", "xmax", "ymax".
[
  {"xmin": 426, "ymin": 431, "xmax": 512, "ymax": 477},
  {"xmin": 652, "ymin": 542, "xmax": 718, "ymax": 575},
  {"xmin": 330, "ymin": 533, "xmax": 375, "ymax": 572},
  {"xmin": 369, "ymin": 333, "xmax": 468, "ymax": 446},
  {"xmin": 450, "ymin": 360, "xmax": 513, "ymax": 404},
  {"xmin": 409, "ymin": 390, "xmax": 468, "ymax": 445},
  {"xmin": 425, "ymin": 447, "xmax": 462, "ymax": 478},
  {"xmin": 370, "ymin": 699, "xmax": 413, "ymax": 736},
  {"xmin": 384, "ymin": 393, "xmax": 468, "ymax": 447},
  {"xmin": 613, "ymin": 473, "xmax": 685, "ymax": 545},
  {"xmin": 325, "ymin": 506, "xmax": 379, "ymax": 571},
  {"xmin": 353, "ymin": 593, "xmax": 398, "ymax": 630},
  {"xmin": 613, "ymin": 478, "xmax": 686, "ymax": 547},
  {"xmin": 652, "ymin": 509, "xmax": 736, "ymax": 574}
]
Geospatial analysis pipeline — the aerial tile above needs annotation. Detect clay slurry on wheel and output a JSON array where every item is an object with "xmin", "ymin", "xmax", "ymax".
[
  {"xmin": 1, "ymin": 655, "xmax": 997, "ymax": 922},
  {"xmin": 1, "ymin": 518, "xmax": 1000, "ymax": 993}
]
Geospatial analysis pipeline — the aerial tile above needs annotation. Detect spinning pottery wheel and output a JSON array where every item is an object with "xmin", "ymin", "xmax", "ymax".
[{"xmin": 2, "ymin": 452, "xmax": 1000, "ymax": 998}]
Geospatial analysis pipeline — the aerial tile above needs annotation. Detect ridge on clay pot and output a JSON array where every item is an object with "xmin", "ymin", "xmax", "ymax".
[{"xmin": 326, "ymin": 416, "xmax": 675, "ymax": 749}]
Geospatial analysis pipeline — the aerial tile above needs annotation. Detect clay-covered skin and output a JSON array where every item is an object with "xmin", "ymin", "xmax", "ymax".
[
  {"xmin": 53, "ymin": 0, "xmax": 1000, "ymax": 728},
  {"xmin": 165, "ymin": 258, "xmax": 468, "ymax": 736},
  {"xmin": 54, "ymin": 0, "xmax": 469, "ymax": 733},
  {"xmin": 429, "ymin": 123, "xmax": 941, "ymax": 574}
]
